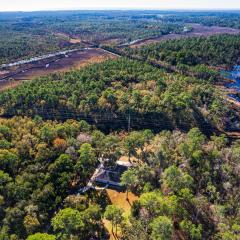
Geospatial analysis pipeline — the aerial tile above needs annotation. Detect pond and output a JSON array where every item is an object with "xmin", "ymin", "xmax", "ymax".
[{"xmin": 221, "ymin": 65, "xmax": 240, "ymax": 102}]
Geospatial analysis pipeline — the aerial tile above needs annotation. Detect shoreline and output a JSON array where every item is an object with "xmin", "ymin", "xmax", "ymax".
[{"xmin": 220, "ymin": 66, "xmax": 240, "ymax": 105}]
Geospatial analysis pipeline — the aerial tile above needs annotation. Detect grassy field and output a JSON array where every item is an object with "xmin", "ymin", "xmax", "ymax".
[{"xmin": 103, "ymin": 189, "xmax": 138, "ymax": 240}]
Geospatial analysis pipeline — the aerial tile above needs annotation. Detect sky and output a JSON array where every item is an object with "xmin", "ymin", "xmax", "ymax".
[{"xmin": 0, "ymin": 0, "xmax": 240, "ymax": 12}]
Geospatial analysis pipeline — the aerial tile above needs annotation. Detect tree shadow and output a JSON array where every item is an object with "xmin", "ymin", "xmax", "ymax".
[{"xmin": 126, "ymin": 197, "xmax": 132, "ymax": 207}]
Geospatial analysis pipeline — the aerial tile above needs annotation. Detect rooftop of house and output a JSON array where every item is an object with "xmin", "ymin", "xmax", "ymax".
[{"xmin": 94, "ymin": 160, "xmax": 133, "ymax": 187}]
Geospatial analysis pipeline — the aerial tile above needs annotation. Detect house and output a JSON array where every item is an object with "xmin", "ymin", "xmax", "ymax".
[{"xmin": 94, "ymin": 160, "xmax": 133, "ymax": 189}]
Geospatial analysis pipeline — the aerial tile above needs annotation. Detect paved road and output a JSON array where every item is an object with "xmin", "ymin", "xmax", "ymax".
[{"xmin": 78, "ymin": 158, "xmax": 105, "ymax": 194}]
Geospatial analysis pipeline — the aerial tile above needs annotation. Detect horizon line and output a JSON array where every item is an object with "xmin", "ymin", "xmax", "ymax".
[{"xmin": 1, "ymin": 8, "xmax": 240, "ymax": 13}]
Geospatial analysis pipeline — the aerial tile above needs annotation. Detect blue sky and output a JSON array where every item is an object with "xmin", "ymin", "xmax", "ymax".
[{"xmin": 0, "ymin": 0, "xmax": 240, "ymax": 11}]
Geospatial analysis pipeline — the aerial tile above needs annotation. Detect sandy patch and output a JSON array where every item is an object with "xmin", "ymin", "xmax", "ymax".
[{"xmin": 69, "ymin": 38, "xmax": 81, "ymax": 44}]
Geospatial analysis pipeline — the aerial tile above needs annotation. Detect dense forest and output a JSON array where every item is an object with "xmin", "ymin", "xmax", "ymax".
[
  {"xmin": 0, "ymin": 116, "xmax": 116, "ymax": 239},
  {"xmin": 0, "ymin": 32, "xmax": 67, "ymax": 65},
  {"xmin": 0, "ymin": 58, "xmax": 235, "ymax": 133},
  {"xmin": 119, "ymin": 128, "xmax": 240, "ymax": 240},
  {"xmin": 0, "ymin": 10, "xmax": 240, "ymax": 240},
  {"xmin": 0, "ymin": 117, "xmax": 239, "ymax": 239},
  {"xmin": 50, "ymin": 16, "xmax": 182, "ymax": 44},
  {"xmin": 110, "ymin": 34, "xmax": 240, "ymax": 84},
  {"xmin": 129, "ymin": 34, "xmax": 240, "ymax": 68}
]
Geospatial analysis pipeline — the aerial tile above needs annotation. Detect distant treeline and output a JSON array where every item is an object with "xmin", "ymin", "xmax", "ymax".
[{"xmin": 0, "ymin": 11, "xmax": 183, "ymax": 64}]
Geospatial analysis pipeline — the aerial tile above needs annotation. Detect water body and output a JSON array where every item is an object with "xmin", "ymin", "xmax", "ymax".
[{"xmin": 221, "ymin": 66, "xmax": 240, "ymax": 102}]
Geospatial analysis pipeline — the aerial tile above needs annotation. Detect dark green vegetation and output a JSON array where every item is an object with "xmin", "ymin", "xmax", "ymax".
[
  {"xmin": 113, "ymin": 34, "xmax": 240, "ymax": 85},
  {"xmin": 119, "ymin": 129, "xmax": 240, "ymax": 240},
  {"xmin": 0, "ymin": 30, "xmax": 67, "ymax": 65},
  {"xmin": 0, "ymin": 58, "xmax": 233, "ymax": 133},
  {"xmin": 54, "ymin": 17, "xmax": 182, "ymax": 45},
  {"xmin": 0, "ymin": 57, "xmax": 239, "ymax": 239},
  {"xmin": 0, "ymin": 117, "xmax": 114, "ymax": 239},
  {"xmin": 129, "ymin": 34, "xmax": 240, "ymax": 68},
  {"xmin": 0, "ymin": 14, "xmax": 73, "ymax": 65},
  {"xmin": 0, "ymin": 117, "xmax": 240, "ymax": 239}
]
